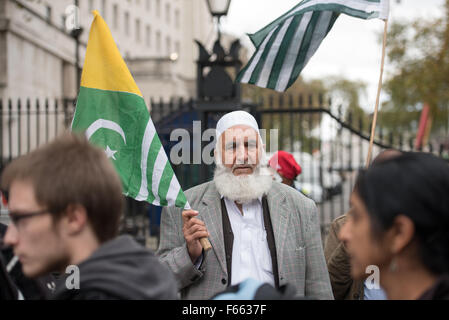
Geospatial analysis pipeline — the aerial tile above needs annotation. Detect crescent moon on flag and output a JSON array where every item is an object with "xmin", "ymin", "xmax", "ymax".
[{"xmin": 85, "ymin": 119, "xmax": 127, "ymax": 145}]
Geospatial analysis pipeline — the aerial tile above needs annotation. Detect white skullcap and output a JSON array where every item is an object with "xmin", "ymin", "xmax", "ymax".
[{"xmin": 216, "ymin": 111, "xmax": 260, "ymax": 139}]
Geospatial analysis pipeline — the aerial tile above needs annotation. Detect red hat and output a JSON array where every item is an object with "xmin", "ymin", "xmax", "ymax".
[
  {"xmin": 1, "ymin": 191, "xmax": 7, "ymax": 206},
  {"xmin": 269, "ymin": 151, "xmax": 302, "ymax": 180}
]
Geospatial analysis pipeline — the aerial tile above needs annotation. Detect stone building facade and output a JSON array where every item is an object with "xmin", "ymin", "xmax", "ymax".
[{"xmin": 0, "ymin": 0, "xmax": 214, "ymax": 101}]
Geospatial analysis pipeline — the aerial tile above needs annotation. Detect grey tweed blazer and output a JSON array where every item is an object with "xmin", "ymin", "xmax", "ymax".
[{"xmin": 156, "ymin": 181, "xmax": 334, "ymax": 300}]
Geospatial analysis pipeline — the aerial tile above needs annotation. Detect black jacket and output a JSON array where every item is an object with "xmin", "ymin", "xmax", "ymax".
[
  {"xmin": 0, "ymin": 244, "xmax": 18, "ymax": 299},
  {"xmin": 50, "ymin": 235, "xmax": 178, "ymax": 300},
  {"xmin": 418, "ymin": 275, "xmax": 449, "ymax": 300}
]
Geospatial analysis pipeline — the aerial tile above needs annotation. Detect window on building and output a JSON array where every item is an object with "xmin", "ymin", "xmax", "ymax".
[
  {"xmin": 88, "ymin": 0, "xmax": 94, "ymax": 12},
  {"xmin": 175, "ymin": 41, "xmax": 180, "ymax": 55},
  {"xmin": 146, "ymin": 25, "xmax": 151, "ymax": 47},
  {"xmin": 156, "ymin": 31, "xmax": 161, "ymax": 54},
  {"xmin": 136, "ymin": 19, "xmax": 141, "ymax": 41},
  {"xmin": 113, "ymin": 4, "xmax": 118, "ymax": 29},
  {"xmin": 166, "ymin": 3, "xmax": 170, "ymax": 24},
  {"xmin": 45, "ymin": 5, "xmax": 52, "ymax": 23},
  {"xmin": 124, "ymin": 11, "xmax": 130, "ymax": 35},
  {"xmin": 156, "ymin": 0, "xmax": 160, "ymax": 17},
  {"xmin": 175, "ymin": 9, "xmax": 180, "ymax": 29},
  {"xmin": 146, "ymin": 0, "xmax": 150, "ymax": 11},
  {"xmin": 166, "ymin": 36, "xmax": 171, "ymax": 55}
]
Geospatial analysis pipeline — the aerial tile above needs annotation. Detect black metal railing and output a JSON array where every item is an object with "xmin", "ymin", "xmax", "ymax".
[
  {"xmin": 255, "ymin": 93, "xmax": 448, "ymax": 239},
  {"xmin": 0, "ymin": 96, "xmax": 447, "ymax": 246}
]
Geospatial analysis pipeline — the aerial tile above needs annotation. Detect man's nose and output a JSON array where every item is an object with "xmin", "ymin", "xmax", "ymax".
[
  {"xmin": 338, "ymin": 219, "xmax": 350, "ymax": 245},
  {"xmin": 235, "ymin": 144, "xmax": 248, "ymax": 163},
  {"xmin": 3, "ymin": 223, "xmax": 19, "ymax": 247}
]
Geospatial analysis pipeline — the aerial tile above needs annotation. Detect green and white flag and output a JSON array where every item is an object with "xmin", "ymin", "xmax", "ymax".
[
  {"xmin": 237, "ymin": 0, "xmax": 390, "ymax": 92},
  {"xmin": 71, "ymin": 11, "xmax": 187, "ymax": 208}
]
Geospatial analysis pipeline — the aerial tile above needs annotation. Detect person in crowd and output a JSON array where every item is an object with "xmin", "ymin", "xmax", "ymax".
[
  {"xmin": 157, "ymin": 110, "xmax": 333, "ymax": 300},
  {"xmin": 1, "ymin": 132, "xmax": 178, "ymax": 300},
  {"xmin": 324, "ymin": 149, "xmax": 401, "ymax": 300},
  {"xmin": 1, "ymin": 222, "xmax": 19, "ymax": 300},
  {"xmin": 339, "ymin": 152, "xmax": 449, "ymax": 300},
  {"xmin": 268, "ymin": 151, "xmax": 302, "ymax": 189}
]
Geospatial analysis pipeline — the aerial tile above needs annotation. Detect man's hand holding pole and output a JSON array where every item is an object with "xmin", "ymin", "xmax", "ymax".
[{"xmin": 182, "ymin": 209, "xmax": 212, "ymax": 263}]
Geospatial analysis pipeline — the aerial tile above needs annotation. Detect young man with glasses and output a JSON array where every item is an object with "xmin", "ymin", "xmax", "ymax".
[{"xmin": 1, "ymin": 133, "xmax": 177, "ymax": 299}]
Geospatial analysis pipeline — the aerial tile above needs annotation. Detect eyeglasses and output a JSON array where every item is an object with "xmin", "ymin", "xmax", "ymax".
[{"xmin": 8, "ymin": 209, "xmax": 49, "ymax": 227}]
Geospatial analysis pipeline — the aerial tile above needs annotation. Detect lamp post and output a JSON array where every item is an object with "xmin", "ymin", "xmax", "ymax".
[
  {"xmin": 69, "ymin": 0, "xmax": 83, "ymax": 95},
  {"xmin": 198, "ymin": 0, "xmax": 245, "ymax": 183},
  {"xmin": 197, "ymin": 0, "xmax": 236, "ymax": 101},
  {"xmin": 205, "ymin": 0, "xmax": 231, "ymax": 44}
]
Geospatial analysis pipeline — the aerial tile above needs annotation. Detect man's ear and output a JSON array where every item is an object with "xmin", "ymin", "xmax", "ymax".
[
  {"xmin": 389, "ymin": 215, "xmax": 415, "ymax": 255},
  {"xmin": 64, "ymin": 204, "xmax": 88, "ymax": 236}
]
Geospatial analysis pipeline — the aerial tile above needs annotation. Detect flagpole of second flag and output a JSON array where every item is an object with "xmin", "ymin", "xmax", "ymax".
[{"xmin": 365, "ymin": 17, "xmax": 389, "ymax": 167}]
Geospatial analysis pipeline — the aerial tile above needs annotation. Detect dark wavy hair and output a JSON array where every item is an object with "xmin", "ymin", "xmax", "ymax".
[{"xmin": 354, "ymin": 152, "xmax": 449, "ymax": 275}]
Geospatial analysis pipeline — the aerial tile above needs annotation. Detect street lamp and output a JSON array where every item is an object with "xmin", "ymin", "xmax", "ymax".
[
  {"xmin": 205, "ymin": 0, "xmax": 231, "ymax": 42},
  {"xmin": 70, "ymin": 26, "xmax": 83, "ymax": 93},
  {"xmin": 69, "ymin": 0, "xmax": 83, "ymax": 94},
  {"xmin": 205, "ymin": 0, "xmax": 231, "ymax": 17},
  {"xmin": 196, "ymin": 0, "xmax": 239, "ymax": 101}
]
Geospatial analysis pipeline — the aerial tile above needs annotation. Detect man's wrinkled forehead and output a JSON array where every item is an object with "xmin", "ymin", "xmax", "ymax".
[{"xmin": 219, "ymin": 125, "xmax": 260, "ymax": 145}]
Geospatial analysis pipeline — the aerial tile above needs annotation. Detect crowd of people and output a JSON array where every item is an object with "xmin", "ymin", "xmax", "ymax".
[{"xmin": 1, "ymin": 110, "xmax": 448, "ymax": 300}]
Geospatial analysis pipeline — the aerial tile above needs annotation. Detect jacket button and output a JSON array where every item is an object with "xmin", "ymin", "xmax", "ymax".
[{"xmin": 221, "ymin": 278, "xmax": 227, "ymax": 285}]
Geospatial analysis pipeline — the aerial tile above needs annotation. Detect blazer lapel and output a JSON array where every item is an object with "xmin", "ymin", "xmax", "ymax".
[
  {"xmin": 197, "ymin": 184, "xmax": 227, "ymax": 276},
  {"xmin": 266, "ymin": 184, "xmax": 291, "ymax": 269}
]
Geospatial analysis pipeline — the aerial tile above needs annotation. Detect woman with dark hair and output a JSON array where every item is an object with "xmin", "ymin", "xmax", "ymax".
[{"xmin": 339, "ymin": 152, "xmax": 449, "ymax": 300}]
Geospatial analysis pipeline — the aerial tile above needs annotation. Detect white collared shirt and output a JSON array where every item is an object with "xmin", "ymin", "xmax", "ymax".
[{"xmin": 222, "ymin": 196, "xmax": 274, "ymax": 286}]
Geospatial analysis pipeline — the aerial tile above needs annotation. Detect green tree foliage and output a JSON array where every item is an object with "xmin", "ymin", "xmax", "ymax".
[{"xmin": 381, "ymin": 0, "xmax": 449, "ymax": 138}]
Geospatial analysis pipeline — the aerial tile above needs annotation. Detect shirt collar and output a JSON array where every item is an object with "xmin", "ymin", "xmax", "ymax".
[{"xmin": 220, "ymin": 194, "xmax": 263, "ymax": 204}]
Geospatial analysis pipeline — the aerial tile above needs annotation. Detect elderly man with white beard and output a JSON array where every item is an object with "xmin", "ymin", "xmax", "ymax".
[{"xmin": 157, "ymin": 111, "xmax": 333, "ymax": 300}]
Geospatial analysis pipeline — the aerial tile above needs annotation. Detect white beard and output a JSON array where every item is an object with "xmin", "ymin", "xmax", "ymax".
[{"xmin": 213, "ymin": 158, "xmax": 273, "ymax": 205}]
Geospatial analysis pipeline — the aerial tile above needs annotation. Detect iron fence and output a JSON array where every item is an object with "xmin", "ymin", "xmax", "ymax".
[{"xmin": 0, "ymin": 96, "xmax": 447, "ymax": 247}]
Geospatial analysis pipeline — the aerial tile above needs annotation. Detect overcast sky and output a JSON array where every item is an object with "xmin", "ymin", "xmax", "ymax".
[{"xmin": 218, "ymin": 0, "xmax": 445, "ymax": 111}]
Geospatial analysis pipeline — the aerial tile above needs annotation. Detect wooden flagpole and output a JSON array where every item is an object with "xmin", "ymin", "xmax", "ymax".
[
  {"xmin": 184, "ymin": 202, "xmax": 212, "ymax": 251},
  {"xmin": 366, "ymin": 19, "xmax": 388, "ymax": 167}
]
